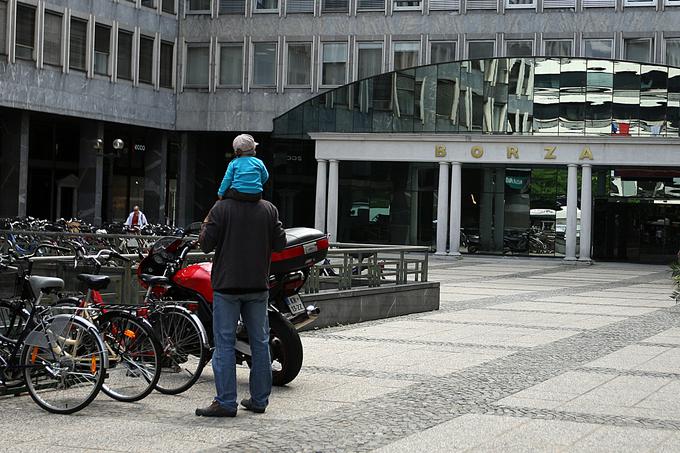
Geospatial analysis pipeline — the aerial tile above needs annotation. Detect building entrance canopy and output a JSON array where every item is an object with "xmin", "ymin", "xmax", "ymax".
[{"xmin": 274, "ymin": 57, "xmax": 680, "ymax": 139}]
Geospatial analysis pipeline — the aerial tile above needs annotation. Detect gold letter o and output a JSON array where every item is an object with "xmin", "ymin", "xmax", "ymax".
[{"xmin": 471, "ymin": 146, "xmax": 484, "ymax": 159}]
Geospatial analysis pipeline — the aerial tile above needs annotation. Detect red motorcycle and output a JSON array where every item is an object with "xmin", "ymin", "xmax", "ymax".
[{"xmin": 137, "ymin": 227, "xmax": 328, "ymax": 386}]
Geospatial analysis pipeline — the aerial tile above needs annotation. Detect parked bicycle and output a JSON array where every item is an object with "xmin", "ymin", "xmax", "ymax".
[
  {"xmin": 57, "ymin": 246, "xmax": 208, "ymax": 396},
  {"xmin": 0, "ymin": 246, "xmax": 108, "ymax": 414},
  {"xmin": 53, "ymin": 247, "xmax": 162, "ymax": 402}
]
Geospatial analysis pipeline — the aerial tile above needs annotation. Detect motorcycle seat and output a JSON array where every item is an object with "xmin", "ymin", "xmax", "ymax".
[
  {"xmin": 139, "ymin": 274, "xmax": 170, "ymax": 286},
  {"xmin": 284, "ymin": 227, "xmax": 326, "ymax": 247},
  {"xmin": 77, "ymin": 274, "xmax": 111, "ymax": 290},
  {"xmin": 28, "ymin": 276, "xmax": 65, "ymax": 296}
]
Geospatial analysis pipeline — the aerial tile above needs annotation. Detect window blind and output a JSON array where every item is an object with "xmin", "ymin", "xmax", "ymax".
[
  {"xmin": 117, "ymin": 30, "xmax": 133, "ymax": 80},
  {"xmin": 69, "ymin": 18, "xmax": 87, "ymax": 71},
  {"xmin": 139, "ymin": 36, "xmax": 154, "ymax": 84},
  {"xmin": 43, "ymin": 11, "xmax": 62, "ymax": 66}
]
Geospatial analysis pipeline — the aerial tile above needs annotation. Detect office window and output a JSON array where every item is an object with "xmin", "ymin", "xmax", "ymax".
[
  {"xmin": 142, "ymin": 0, "xmax": 156, "ymax": 7},
  {"xmin": 219, "ymin": 44, "xmax": 243, "ymax": 86},
  {"xmin": 357, "ymin": 0, "xmax": 385, "ymax": 10},
  {"xmin": 624, "ymin": 38, "xmax": 652, "ymax": 63},
  {"xmin": 667, "ymin": 39, "xmax": 680, "ymax": 67},
  {"xmin": 162, "ymin": 0, "xmax": 176, "ymax": 13},
  {"xmin": 16, "ymin": 4, "xmax": 36, "ymax": 61},
  {"xmin": 286, "ymin": 43, "xmax": 311, "ymax": 86},
  {"xmin": 393, "ymin": 42, "xmax": 419, "ymax": 70},
  {"xmin": 160, "ymin": 41, "xmax": 174, "ymax": 88},
  {"xmin": 506, "ymin": 0, "xmax": 535, "ymax": 6},
  {"xmin": 117, "ymin": 30, "xmax": 133, "ymax": 80},
  {"xmin": 584, "ymin": 39, "xmax": 613, "ymax": 58},
  {"xmin": 69, "ymin": 18, "xmax": 87, "ymax": 71},
  {"xmin": 220, "ymin": 0, "xmax": 246, "ymax": 13},
  {"xmin": 430, "ymin": 41, "xmax": 456, "ymax": 64},
  {"xmin": 506, "ymin": 40, "xmax": 533, "ymax": 57},
  {"xmin": 468, "ymin": 40, "xmax": 495, "ymax": 59},
  {"xmin": 139, "ymin": 35, "xmax": 154, "ymax": 84},
  {"xmin": 322, "ymin": 42, "xmax": 347, "ymax": 85},
  {"xmin": 43, "ymin": 11, "xmax": 62, "ymax": 67},
  {"xmin": 185, "ymin": 45, "xmax": 209, "ymax": 86},
  {"xmin": 544, "ymin": 39, "xmax": 572, "ymax": 57},
  {"xmin": 254, "ymin": 0, "xmax": 278, "ymax": 10},
  {"xmin": 94, "ymin": 25, "xmax": 110, "ymax": 76},
  {"xmin": 393, "ymin": 0, "xmax": 422, "ymax": 10},
  {"xmin": 188, "ymin": 0, "xmax": 211, "ymax": 11},
  {"xmin": 252, "ymin": 42, "xmax": 276, "ymax": 86},
  {"xmin": 0, "ymin": 1, "xmax": 6, "ymax": 55},
  {"xmin": 624, "ymin": 0, "xmax": 656, "ymax": 5},
  {"xmin": 357, "ymin": 42, "xmax": 383, "ymax": 79},
  {"xmin": 322, "ymin": 0, "xmax": 349, "ymax": 12}
]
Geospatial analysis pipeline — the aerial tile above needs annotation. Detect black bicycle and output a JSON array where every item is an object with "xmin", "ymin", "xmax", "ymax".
[{"xmin": 0, "ymin": 246, "xmax": 107, "ymax": 414}]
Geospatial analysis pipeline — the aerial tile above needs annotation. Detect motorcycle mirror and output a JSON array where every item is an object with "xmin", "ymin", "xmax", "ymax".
[{"xmin": 184, "ymin": 222, "xmax": 203, "ymax": 236}]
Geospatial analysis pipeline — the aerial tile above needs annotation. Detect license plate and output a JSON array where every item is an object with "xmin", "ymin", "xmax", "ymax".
[{"xmin": 286, "ymin": 295, "xmax": 305, "ymax": 315}]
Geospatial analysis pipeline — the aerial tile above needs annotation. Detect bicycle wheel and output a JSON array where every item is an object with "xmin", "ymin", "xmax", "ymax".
[
  {"xmin": 22, "ymin": 314, "xmax": 106, "ymax": 414},
  {"xmin": 151, "ymin": 308, "xmax": 208, "ymax": 395},
  {"xmin": 98, "ymin": 311, "xmax": 161, "ymax": 402}
]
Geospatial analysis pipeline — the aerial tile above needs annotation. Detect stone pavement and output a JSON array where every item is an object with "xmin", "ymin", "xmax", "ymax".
[{"xmin": 2, "ymin": 257, "xmax": 680, "ymax": 452}]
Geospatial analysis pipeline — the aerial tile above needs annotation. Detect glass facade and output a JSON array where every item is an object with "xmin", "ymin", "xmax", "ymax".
[{"xmin": 274, "ymin": 57, "xmax": 680, "ymax": 138}]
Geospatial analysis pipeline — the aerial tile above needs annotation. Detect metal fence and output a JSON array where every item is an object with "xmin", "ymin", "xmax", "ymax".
[{"xmin": 0, "ymin": 230, "xmax": 429, "ymax": 300}]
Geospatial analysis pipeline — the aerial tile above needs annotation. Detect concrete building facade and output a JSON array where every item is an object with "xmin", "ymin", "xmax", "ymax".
[{"xmin": 1, "ymin": 0, "xmax": 679, "ymax": 262}]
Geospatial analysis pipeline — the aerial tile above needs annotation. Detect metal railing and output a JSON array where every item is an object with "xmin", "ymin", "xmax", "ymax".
[{"xmin": 0, "ymin": 229, "xmax": 430, "ymax": 299}]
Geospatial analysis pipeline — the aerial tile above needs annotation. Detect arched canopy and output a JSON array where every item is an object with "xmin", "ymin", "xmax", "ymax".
[{"xmin": 273, "ymin": 57, "xmax": 680, "ymax": 139}]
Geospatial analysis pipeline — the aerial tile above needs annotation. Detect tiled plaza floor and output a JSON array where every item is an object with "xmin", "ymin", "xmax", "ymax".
[{"xmin": 2, "ymin": 256, "xmax": 679, "ymax": 452}]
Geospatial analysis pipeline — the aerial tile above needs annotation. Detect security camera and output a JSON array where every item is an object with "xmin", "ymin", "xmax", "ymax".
[
  {"xmin": 94, "ymin": 139, "xmax": 103, "ymax": 150},
  {"xmin": 113, "ymin": 139, "xmax": 125, "ymax": 150}
]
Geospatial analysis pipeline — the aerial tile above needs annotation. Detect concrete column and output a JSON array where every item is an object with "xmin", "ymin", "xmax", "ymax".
[
  {"xmin": 144, "ymin": 132, "xmax": 168, "ymax": 224},
  {"xmin": 0, "ymin": 111, "xmax": 30, "ymax": 218},
  {"xmin": 77, "ymin": 120, "xmax": 104, "ymax": 225},
  {"xmin": 326, "ymin": 159, "xmax": 339, "ymax": 241},
  {"xmin": 435, "ymin": 161, "xmax": 450, "ymax": 255},
  {"xmin": 579, "ymin": 164, "xmax": 593, "ymax": 262},
  {"xmin": 314, "ymin": 159, "xmax": 328, "ymax": 232},
  {"xmin": 565, "ymin": 163, "xmax": 578, "ymax": 261},
  {"xmin": 448, "ymin": 162, "xmax": 462, "ymax": 257},
  {"xmin": 176, "ymin": 133, "xmax": 196, "ymax": 228}
]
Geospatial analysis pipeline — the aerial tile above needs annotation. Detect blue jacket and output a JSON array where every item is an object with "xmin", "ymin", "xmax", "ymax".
[{"xmin": 217, "ymin": 156, "xmax": 269, "ymax": 196}]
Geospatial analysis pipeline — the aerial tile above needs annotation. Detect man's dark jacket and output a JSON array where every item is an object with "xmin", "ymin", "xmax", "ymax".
[{"xmin": 199, "ymin": 199, "xmax": 287, "ymax": 294}]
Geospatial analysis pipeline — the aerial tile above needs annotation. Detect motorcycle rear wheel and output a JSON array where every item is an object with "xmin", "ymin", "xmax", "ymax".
[{"xmin": 269, "ymin": 314, "xmax": 303, "ymax": 386}]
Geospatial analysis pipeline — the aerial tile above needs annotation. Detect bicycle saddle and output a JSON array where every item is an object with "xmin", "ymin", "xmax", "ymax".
[
  {"xmin": 139, "ymin": 274, "xmax": 170, "ymax": 286},
  {"xmin": 77, "ymin": 274, "xmax": 111, "ymax": 290},
  {"xmin": 29, "ymin": 276, "xmax": 65, "ymax": 296}
]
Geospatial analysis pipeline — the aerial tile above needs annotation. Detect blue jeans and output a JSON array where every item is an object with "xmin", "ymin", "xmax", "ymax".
[{"xmin": 212, "ymin": 291, "xmax": 271, "ymax": 410}]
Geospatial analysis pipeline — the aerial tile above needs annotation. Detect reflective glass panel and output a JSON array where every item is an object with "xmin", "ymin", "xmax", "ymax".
[
  {"xmin": 585, "ymin": 60, "xmax": 613, "ymax": 135},
  {"xmin": 394, "ymin": 69, "xmax": 416, "ymax": 132},
  {"xmin": 414, "ymin": 65, "xmax": 437, "ymax": 132},
  {"xmin": 639, "ymin": 64, "xmax": 667, "ymax": 136},
  {"xmin": 533, "ymin": 58, "xmax": 560, "ymax": 135},
  {"xmin": 435, "ymin": 62, "xmax": 460, "ymax": 133},
  {"xmin": 507, "ymin": 58, "xmax": 534, "ymax": 134},
  {"xmin": 612, "ymin": 61, "xmax": 641, "ymax": 136},
  {"xmin": 559, "ymin": 58, "xmax": 586, "ymax": 135},
  {"xmin": 667, "ymin": 67, "xmax": 680, "ymax": 137}
]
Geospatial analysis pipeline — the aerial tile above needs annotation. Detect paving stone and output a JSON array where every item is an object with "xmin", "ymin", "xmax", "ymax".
[{"xmin": 2, "ymin": 259, "xmax": 678, "ymax": 452}]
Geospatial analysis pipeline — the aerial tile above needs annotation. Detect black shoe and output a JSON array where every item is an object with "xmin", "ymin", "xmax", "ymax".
[
  {"xmin": 240, "ymin": 398, "xmax": 266, "ymax": 414},
  {"xmin": 195, "ymin": 401, "xmax": 237, "ymax": 417}
]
